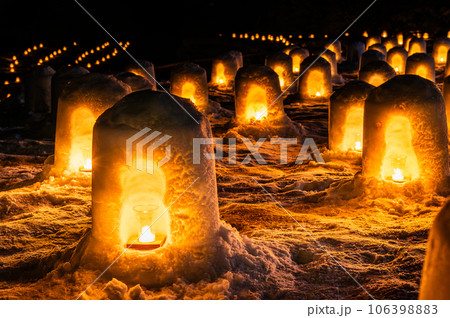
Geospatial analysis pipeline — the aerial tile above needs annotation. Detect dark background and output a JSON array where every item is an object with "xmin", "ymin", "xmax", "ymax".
[{"xmin": 0, "ymin": 0, "xmax": 449, "ymax": 65}]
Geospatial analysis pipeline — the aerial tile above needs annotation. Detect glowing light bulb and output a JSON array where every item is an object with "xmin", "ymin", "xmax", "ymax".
[
  {"xmin": 354, "ymin": 141, "xmax": 362, "ymax": 151},
  {"xmin": 139, "ymin": 226, "xmax": 156, "ymax": 243},
  {"xmin": 392, "ymin": 168, "xmax": 404, "ymax": 182}
]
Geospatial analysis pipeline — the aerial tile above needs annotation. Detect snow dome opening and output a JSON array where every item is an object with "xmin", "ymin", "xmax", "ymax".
[
  {"xmin": 80, "ymin": 90, "xmax": 222, "ymax": 286},
  {"xmin": 298, "ymin": 56, "xmax": 332, "ymax": 101},
  {"xmin": 329, "ymin": 81, "xmax": 374, "ymax": 152},
  {"xmin": 359, "ymin": 61, "xmax": 396, "ymax": 87},
  {"xmin": 53, "ymin": 74, "xmax": 131, "ymax": 174},
  {"xmin": 387, "ymin": 47, "xmax": 408, "ymax": 74},
  {"xmin": 408, "ymin": 38, "xmax": 426, "ymax": 56},
  {"xmin": 362, "ymin": 75, "xmax": 448, "ymax": 191},
  {"xmin": 432, "ymin": 39, "xmax": 450, "ymax": 65},
  {"xmin": 289, "ymin": 48, "xmax": 309, "ymax": 74},
  {"xmin": 406, "ymin": 53, "xmax": 435, "ymax": 82},
  {"xmin": 266, "ymin": 52, "xmax": 293, "ymax": 91},
  {"xmin": 211, "ymin": 53, "xmax": 238, "ymax": 89},
  {"xmin": 170, "ymin": 63, "xmax": 209, "ymax": 113}
]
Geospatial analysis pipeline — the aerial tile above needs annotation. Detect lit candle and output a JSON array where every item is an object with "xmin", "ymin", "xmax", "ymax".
[
  {"xmin": 139, "ymin": 226, "xmax": 156, "ymax": 243},
  {"xmin": 354, "ymin": 141, "xmax": 362, "ymax": 151},
  {"xmin": 392, "ymin": 168, "xmax": 404, "ymax": 182}
]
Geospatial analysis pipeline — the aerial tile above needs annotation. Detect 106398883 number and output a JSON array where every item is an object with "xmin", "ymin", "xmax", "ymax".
[{"xmin": 368, "ymin": 304, "xmax": 438, "ymax": 315}]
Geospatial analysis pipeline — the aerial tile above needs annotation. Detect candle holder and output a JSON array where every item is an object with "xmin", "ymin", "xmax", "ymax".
[
  {"xmin": 126, "ymin": 204, "xmax": 166, "ymax": 250},
  {"xmin": 390, "ymin": 154, "xmax": 408, "ymax": 183}
]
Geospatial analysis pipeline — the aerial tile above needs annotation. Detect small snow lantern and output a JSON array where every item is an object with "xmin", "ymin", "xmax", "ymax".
[
  {"xmin": 229, "ymin": 50, "xmax": 244, "ymax": 69},
  {"xmin": 266, "ymin": 52, "xmax": 293, "ymax": 91},
  {"xmin": 125, "ymin": 60, "xmax": 156, "ymax": 90},
  {"xmin": 347, "ymin": 41, "xmax": 365, "ymax": 66},
  {"xmin": 420, "ymin": 200, "xmax": 450, "ymax": 299},
  {"xmin": 368, "ymin": 43, "xmax": 387, "ymax": 56},
  {"xmin": 24, "ymin": 65, "xmax": 55, "ymax": 113},
  {"xmin": 432, "ymin": 38, "xmax": 450, "ymax": 65},
  {"xmin": 362, "ymin": 75, "xmax": 448, "ymax": 190},
  {"xmin": 382, "ymin": 38, "xmax": 398, "ymax": 52},
  {"xmin": 359, "ymin": 61, "xmax": 396, "ymax": 87},
  {"xmin": 297, "ymin": 56, "xmax": 332, "ymax": 101},
  {"xmin": 387, "ymin": 47, "xmax": 408, "ymax": 74},
  {"xmin": 53, "ymin": 74, "xmax": 131, "ymax": 173},
  {"xmin": 289, "ymin": 48, "xmax": 309, "ymax": 74},
  {"xmin": 115, "ymin": 72, "xmax": 153, "ymax": 92},
  {"xmin": 408, "ymin": 37, "xmax": 426, "ymax": 56},
  {"xmin": 51, "ymin": 66, "xmax": 89, "ymax": 122},
  {"xmin": 170, "ymin": 63, "xmax": 211, "ymax": 113},
  {"xmin": 211, "ymin": 52, "xmax": 238, "ymax": 89},
  {"xmin": 397, "ymin": 33, "xmax": 404, "ymax": 46},
  {"xmin": 235, "ymin": 65, "xmax": 286, "ymax": 123},
  {"xmin": 80, "ymin": 90, "xmax": 221, "ymax": 286},
  {"xmin": 329, "ymin": 81, "xmax": 374, "ymax": 152},
  {"xmin": 366, "ymin": 36, "xmax": 381, "ymax": 48},
  {"xmin": 359, "ymin": 49, "xmax": 385, "ymax": 70},
  {"xmin": 325, "ymin": 40, "xmax": 343, "ymax": 63},
  {"xmin": 406, "ymin": 53, "xmax": 435, "ymax": 82},
  {"xmin": 322, "ymin": 50, "xmax": 343, "ymax": 84}
]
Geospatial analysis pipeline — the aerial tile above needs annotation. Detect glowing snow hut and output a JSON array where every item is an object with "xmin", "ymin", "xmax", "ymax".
[
  {"xmin": 322, "ymin": 50, "xmax": 343, "ymax": 84},
  {"xmin": 325, "ymin": 40, "xmax": 343, "ymax": 63},
  {"xmin": 24, "ymin": 65, "xmax": 55, "ymax": 113},
  {"xmin": 51, "ymin": 66, "xmax": 89, "ymax": 122},
  {"xmin": 359, "ymin": 61, "xmax": 396, "ymax": 87},
  {"xmin": 368, "ymin": 43, "xmax": 387, "ymax": 56},
  {"xmin": 80, "ymin": 90, "xmax": 221, "ymax": 286},
  {"xmin": 53, "ymin": 74, "xmax": 131, "ymax": 173},
  {"xmin": 289, "ymin": 48, "xmax": 309, "ymax": 74},
  {"xmin": 408, "ymin": 38, "xmax": 426, "ymax": 56},
  {"xmin": 360, "ymin": 49, "xmax": 385, "ymax": 70},
  {"xmin": 432, "ymin": 38, "xmax": 450, "ymax": 65},
  {"xmin": 115, "ymin": 72, "xmax": 153, "ymax": 92},
  {"xmin": 406, "ymin": 53, "xmax": 435, "ymax": 82},
  {"xmin": 366, "ymin": 36, "xmax": 381, "ymax": 48},
  {"xmin": 382, "ymin": 38, "xmax": 398, "ymax": 52},
  {"xmin": 329, "ymin": 80, "xmax": 374, "ymax": 152},
  {"xmin": 211, "ymin": 52, "xmax": 239, "ymax": 89},
  {"xmin": 387, "ymin": 47, "xmax": 408, "ymax": 74},
  {"xmin": 266, "ymin": 52, "xmax": 293, "ymax": 91},
  {"xmin": 170, "ymin": 63, "xmax": 211, "ymax": 113},
  {"xmin": 362, "ymin": 75, "xmax": 448, "ymax": 191},
  {"xmin": 297, "ymin": 56, "xmax": 332, "ymax": 101}
]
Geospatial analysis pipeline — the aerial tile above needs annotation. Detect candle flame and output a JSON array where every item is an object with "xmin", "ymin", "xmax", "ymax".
[
  {"xmin": 315, "ymin": 91, "xmax": 321, "ymax": 97},
  {"xmin": 392, "ymin": 168, "xmax": 404, "ymax": 182},
  {"xmin": 139, "ymin": 226, "xmax": 156, "ymax": 243},
  {"xmin": 354, "ymin": 141, "xmax": 362, "ymax": 151},
  {"xmin": 84, "ymin": 158, "xmax": 92, "ymax": 170}
]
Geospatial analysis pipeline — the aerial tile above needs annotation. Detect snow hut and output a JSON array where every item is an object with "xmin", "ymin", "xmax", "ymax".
[
  {"xmin": 432, "ymin": 38, "xmax": 450, "ymax": 65},
  {"xmin": 329, "ymin": 81, "xmax": 374, "ymax": 152},
  {"xmin": 80, "ymin": 90, "xmax": 221, "ymax": 286},
  {"xmin": 325, "ymin": 40, "xmax": 343, "ymax": 63},
  {"xmin": 125, "ymin": 60, "xmax": 156, "ymax": 90},
  {"xmin": 53, "ymin": 74, "xmax": 131, "ymax": 173},
  {"xmin": 359, "ymin": 50, "xmax": 385, "ymax": 70},
  {"xmin": 347, "ymin": 41, "xmax": 365, "ymax": 66},
  {"xmin": 408, "ymin": 38, "xmax": 426, "ymax": 56},
  {"xmin": 24, "ymin": 65, "xmax": 55, "ymax": 113},
  {"xmin": 229, "ymin": 50, "xmax": 244, "ymax": 69},
  {"xmin": 387, "ymin": 47, "xmax": 408, "ymax": 74},
  {"xmin": 366, "ymin": 36, "xmax": 381, "ymax": 48},
  {"xmin": 322, "ymin": 50, "xmax": 343, "ymax": 84},
  {"xmin": 420, "ymin": 200, "xmax": 450, "ymax": 299},
  {"xmin": 362, "ymin": 75, "xmax": 448, "ymax": 190},
  {"xmin": 266, "ymin": 52, "xmax": 293, "ymax": 91},
  {"xmin": 170, "ymin": 63, "xmax": 210, "ymax": 113},
  {"xmin": 289, "ymin": 48, "xmax": 309, "ymax": 74},
  {"xmin": 359, "ymin": 61, "xmax": 396, "ymax": 87},
  {"xmin": 211, "ymin": 52, "xmax": 238, "ymax": 89},
  {"xmin": 51, "ymin": 66, "xmax": 89, "ymax": 122},
  {"xmin": 297, "ymin": 56, "xmax": 332, "ymax": 101},
  {"xmin": 368, "ymin": 43, "xmax": 387, "ymax": 56},
  {"xmin": 382, "ymin": 38, "xmax": 398, "ymax": 52},
  {"xmin": 406, "ymin": 53, "xmax": 435, "ymax": 82}
]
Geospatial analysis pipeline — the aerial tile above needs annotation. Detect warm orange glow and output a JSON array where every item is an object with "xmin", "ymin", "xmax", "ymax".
[
  {"xmin": 390, "ymin": 54, "xmax": 405, "ymax": 74},
  {"xmin": 363, "ymin": 31, "xmax": 369, "ymax": 37},
  {"xmin": 244, "ymin": 85, "xmax": 268, "ymax": 122},
  {"xmin": 12, "ymin": 56, "xmax": 17, "ymax": 60},
  {"xmin": 232, "ymin": 33, "xmax": 236, "ymax": 38},
  {"xmin": 306, "ymin": 70, "xmax": 325, "ymax": 98},
  {"xmin": 416, "ymin": 65, "xmax": 429, "ymax": 79},
  {"xmin": 215, "ymin": 63, "xmax": 226, "ymax": 85},
  {"xmin": 181, "ymin": 82, "xmax": 197, "ymax": 105},
  {"xmin": 274, "ymin": 66, "xmax": 286, "ymax": 88},
  {"xmin": 83, "ymin": 158, "xmax": 92, "ymax": 171},
  {"xmin": 423, "ymin": 33, "xmax": 429, "ymax": 40},
  {"xmin": 367, "ymin": 37, "xmax": 380, "ymax": 48},
  {"xmin": 437, "ymin": 46, "xmax": 448, "ymax": 64},
  {"xmin": 139, "ymin": 226, "xmax": 156, "ymax": 243},
  {"xmin": 381, "ymin": 30, "xmax": 388, "ymax": 38},
  {"xmin": 367, "ymin": 74, "xmax": 385, "ymax": 87},
  {"xmin": 381, "ymin": 116, "xmax": 420, "ymax": 182},
  {"xmin": 15, "ymin": 77, "xmax": 20, "ymax": 83},
  {"xmin": 409, "ymin": 42, "xmax": 424, "ymax": 55},
  {"xmin": 341, "ymin": 106, "xmax": 364, "ymax": 152},
  {"xmin": 69, "ymin": 108, "xmax": 96, "ymax": 172},
  {"xmin": 397, "ymin": 33, "xmax": 404, "ymax": 45},
  {"xmin": 4, "ymin": 81, "xmax": 9, "ymax": 85}
]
